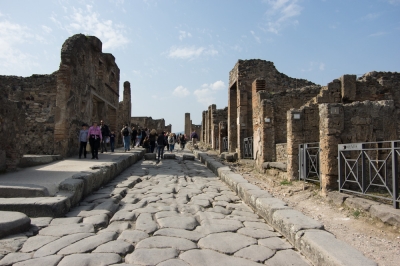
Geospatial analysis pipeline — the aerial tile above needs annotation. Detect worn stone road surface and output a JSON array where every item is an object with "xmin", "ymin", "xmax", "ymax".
[{"xmin": 0, "ymin": 152, "xmax": 310, "ymax": 265}]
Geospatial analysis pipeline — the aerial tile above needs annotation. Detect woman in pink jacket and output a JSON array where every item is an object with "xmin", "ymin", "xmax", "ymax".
[{"xmin": 87, "ymin": 121, "xmax": 102, "ymax": 159}]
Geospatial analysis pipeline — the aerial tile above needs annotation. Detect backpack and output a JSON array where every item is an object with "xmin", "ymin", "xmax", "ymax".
[
  {"xmin": 123, "ymin": 127, "xmax": 129, "ymax": 136},
  {"xmin": 168, "ymin": 137, "xmax": 174, "ymax": 144}
]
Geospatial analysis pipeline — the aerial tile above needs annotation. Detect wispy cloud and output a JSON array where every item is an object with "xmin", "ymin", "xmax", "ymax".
[
  {"xmin": 0, "ymin": 19, "xmax": 39, "ymax": 74},
  {"xmin": 60, "ymin": 5, "xmax": 129, "ymax": 50},
  {"xmin": 301, "ymin": 61, "xmax": 326, "ymax": 72},
  {"xmin": 173, "ymin": 86, "xmax": 190, "ymax": 97},
  {"xmin": 42, "ymin": 25, "xmax": 52, "ymax": 33},
  {"xmin": 179, "ymin": 30, "xmax": 192, "ymax": 41},
  {"xmin": 263, "ymin": 0, "xmax": 303, "ymax": 34},
  {"xmin": 193, "ymin": 80, "xmax": 225, "ymax": 106},
  {"xmin": 168, "ymin": 46, "xmax": 218, "ymax": 60},
  {"xmin": 387, "ymin": 0, "xmax": 400, "ymax": 5},
  {"xmin": 250, "ymin": 30, "xmax": 261, "ymax": 43},
  {"xmin": 368, "ymin": 31, "xmax": 388, "ymax": 37}
]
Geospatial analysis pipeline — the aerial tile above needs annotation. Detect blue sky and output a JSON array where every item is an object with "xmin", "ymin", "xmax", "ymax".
[{"xmin": 1, "ymin": 0, "xmax": 399, "ymax": 132}]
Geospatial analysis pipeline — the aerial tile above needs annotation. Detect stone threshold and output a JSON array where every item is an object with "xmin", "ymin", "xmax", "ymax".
[
  {"xmin": 0, "ymin": 150, "xmax": 145, "ymax": 218},
  {"xmin": 192, "ymin": 150, "xmax": 377, "ymax": 266}
]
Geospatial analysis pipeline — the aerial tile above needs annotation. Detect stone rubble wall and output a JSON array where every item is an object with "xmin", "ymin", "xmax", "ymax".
[
  {"xmin": 130, "ymin": 116, "xmax": 171, "ymax": 133},
  {"xmin": 275, "ymin": 143, "xmax": 287, "ymax": 162},
  {"xmin": 200, "ymin": 105, "xmax": 227, "ymax": 150}
]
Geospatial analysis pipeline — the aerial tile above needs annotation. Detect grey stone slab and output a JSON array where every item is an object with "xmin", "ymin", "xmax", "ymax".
[
  {"xmin": 76, "ymin": 209, "xmax": 112, "ymax": 218},
  {"xmin": 65, "ymin": 205, "xmax": 94, "ymax": 217},
  {"xmin": 125, "ymin": 248, "xmax": 178, "ymax": 265},
  {"xmin": 30, "ymin": 217, "xmax": 53, "ymax": 228},
  {"xmin": 117, "ymin": 229, "xmax": 149, "ymax": 245},
  {"xmin": 272, "ymin": 209, "xmax": 324, "ymax": 245},
  {"xmin": 255, "ymin": 197, "xmax": 291, "ymax": 224},
  {"xmin": 154, "ymin": 228, "xmax": 205, "ymax": 242},
  {"xmin": 135, "ymin": 213, "xmax": 158, "ymax": 234},
  {"xmin": 150, "ymin": 186, "xmax": 175, "ymax": 194},
  {"xmin": 180, "ymin": 249, "xmax": 261, "ymax": 266},
  {"xmin": 234, "ymin": 245, "xmax": 275, "ymax": 263},
  {"xmin": 155, "ymin": 211, "xmax": 180, "ymax": 219},
  {"xmin": 182, "ymin": 154, "xmax": 195, "ymax": 160},
  {"xmin": 196, "ymin": 211, "xmax": 225, "ymax": 222},
  {"xmin": 38, "ymin": 224, "xmax": 95, "ymax": 237},
  {"xmin": 198, "ymin": 232, "xmax": 257, "ymax": 254},
  {"xmin": 265, "ymin": 249, "xmax": 310, "ymax": 266},
  {"xmin": 93, "ymin": 200, "xmax": 119, "ymax": 214},
  {"xmin": 92, "ymin": 240, "xmax": 134, "ymax": 255},
  {"xmin": 200, "ymin": 218, "xmax": 243, "ymax": 234},
  {"xmin": 20, "ymin": 235, "xmax": 59, "ymax": 252},
  {"xmin": 157, "ymin": 216, "xmax": 198, "ymax": 230},
  {"xmin": 163, "ymin": 154, "xmax": 176, "ymax": 159},
  {"xmin": 295, "ymin": 229, "xmax": 377, "ymax": 266},
  {"xmin": 206, "ymin": 206, "xmax": 231, "ymax": 215},
  {"xmin": 370, "ymin": 204, "xmax": 400, "ymax": 227},
  {"xmin": 58, "ymin": 253, "xmax": 121, "ymax": 266},
  {"xmin": 50, "ymin": 217, "xmax": 82, "ymax": 226},
  {"xmin": 243, "ymin": 221, "xmax": 274, "ymax": 231},
  {"xmin": 34, "ymin": 233, "xmax": 93, "ymax": 258},
  {"xmin": 158, "ymin": 259, "xmax": 190, "ymax": 266},
  {"xmin": 82, "ymin": 214, "xmax": 109, "ymax": 228},
  {"xmin": 237, "ymin": 227, "xmax": 280, "ymax": 239},
  {"xmin": 99, "ymin": 221, "xmax": 131, "ymax": 233},
  {"xmin": 136, "ymin": 236, "xmax": 196, "ymax": 251},
  {"xmin": 189, "ymin": 199, "xmax": 211, "ymax": 207},
  {"xmin": 258, "ymin": 237, "xmax": 292, "ymax": 251},
  {"xmin": 0, "ymin": 211, "xmax": 31, "ymax": 239},
  {"xmin": 344, "ymin": 197, "xmax": 376, "ymax": 212},
  {"xmin": 118, "ymin": 202, "xmax": 146, "ymax": 211},
  {"xmin": 0, "ymin": 252, "xmax": 32, "ymax": 266},
  {"xmin": 110, "ymin": 210, "xmax": 137, "ymax": 222},
  {"xmin": 0, "ymin": 234, "xmax": 27, "ymax": 255},
  {"xmin": 327, "ymin": 191, "xmax": 350, "ymax": 206},
  {"xmin": 212, "ymin": 200, "xmax": 229, "ymax": 207},
  {"xmin": 13, "ymin": 255, "xmax": 62, "ymax": 266},
  {"xmin": 225, "ymin": 214, "xmax": 261, "ymax": 222},
  {"xmin": 58, "ymin": 231, "xmax": 117, "ymax": 255}
]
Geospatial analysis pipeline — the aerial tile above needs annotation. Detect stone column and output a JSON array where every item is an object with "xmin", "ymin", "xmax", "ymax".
[
  {"xmin": 237, "ymin": 90, "xmax": 248, "ymax": 158},
  {"xmin": 184, "ymin": 113, "xmax": 190, "ymax": 137},
  {"xmin": 228, "ymin": 85, "xmax": 237, "ymax": 153},
  {"xmin": 287, "ymin": 108, "xmax": 305, "ymax": 180},
  {"xmin": 218, "ymin": 121, "xmax": 227, "ymax": 154}
]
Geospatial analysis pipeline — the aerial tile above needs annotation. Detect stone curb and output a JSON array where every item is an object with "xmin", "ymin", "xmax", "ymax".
[
  {"xmin": 192, "ymin": 150, "xmax": 377, "ymax": 266},
  {"xmin": 0, "ymin": 150, "xmax": 145, "ymax": 217}
]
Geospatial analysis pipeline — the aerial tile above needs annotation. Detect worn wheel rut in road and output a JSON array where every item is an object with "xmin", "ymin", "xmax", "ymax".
[{"xmin": 0, "ymin": 152, "xmax": 311, "ymax": 265}]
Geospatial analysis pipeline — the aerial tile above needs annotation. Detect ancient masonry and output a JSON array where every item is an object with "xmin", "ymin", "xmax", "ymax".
[
  {"xmin": 0, "ymin": 34, "xmax": 132, "ymax": 171},
  {"xmin": 184, "ymin": 113, "xmax": 201, "ymax": 138},
  {"xmin": 130, "ymin": 117, "xmax": 172, "ymax": 133},
  {"xmin": 196, "ymin": 59, "xmax": 400, "ymax": 194}
]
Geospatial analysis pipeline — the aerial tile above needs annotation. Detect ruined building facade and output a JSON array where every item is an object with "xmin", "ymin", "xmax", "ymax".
[
  {"xmin": 130, "ymin": 117, "xmax": 172, "ymax": 133},
  {"xmin": 199, "ymin": 105, "xmax": 228, "ymax": 151},
  {"xmin": 184, "ymin": 113, "xmax": 201, "ymax": 138},
  {"xmin": 0, "ymin": 34, "xmax": 132, "ymax": 171}
]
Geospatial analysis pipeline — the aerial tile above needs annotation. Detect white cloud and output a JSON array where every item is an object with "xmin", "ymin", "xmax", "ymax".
[
  {"xmin": 319, "ymin": 63, "xmax": 325, "ymax": 71},
  {"xmin": 63, "ymin": 5, "xmax": 129, "ymax": 50},
  {"xmin": 179, "ymin": 30, "xmax": 192, "ymax": 41},
  {"xmin": 42, "ymin": 25, "xmax": 52, "ymax": 33},
  {"xmin": 263, "ymin": 0, "xmax": 303, "ymax": 34},
  {"xmin": 301, "ymin": 61, "xmax": 325, "ymax": 72},
  {"xmin": 173, "ymin": 86, "xmax": 190, "ymax": 97},
  {"xmin": 194, "ymin": 81, "xmax": 226, "ymax": 106},
  {"xmin": 250, "ymin": 30, "xmax": 261, "ymax": 43},
  {"xmin": 0, "ymin": 20, "xmax": 39, "ymax": 74},
  {"xmin": 368, "ymin": 31, "xmax": 388, "ymax": 37},
  {"xmin": 168, "ymin": 46, "xmax": 218, "ymax": 60}
]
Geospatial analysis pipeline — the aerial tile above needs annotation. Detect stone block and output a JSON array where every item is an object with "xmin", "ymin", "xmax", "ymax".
[
  {"xmin": 295, "ymin": 229, "xmax": 377, "ymax": 266},
  {"xmin": 163, "ymin": 154, "xmax": 176, "ymax": 160},
  {"xmin": 182, "ymin": 154, "xmax": 195, "ymax": 160},
  {"xmin": 344, "ymin": 197, "xmax": 377, "ymax": 212},
  {"xmin": 0, "ymin": 211, "xmax": 31, "ymax": 238},
  {"xmin": 18, "ymin": 155, "xmax": 62, "ymax": 168},
  {"xmin": 58, "ymin": 178, "xmax": 85, "ymax": 206},
  {"xmin": 326, "ymin": 191, "xmax": 350, "ymax": 206},
  {"xmin": 0, "ymin": 185, "xmax": 49, "ymax": 198},
  {"xmin": 237, "ymin": 184, "xmax": 272, "ymax": 209},
  {"xmin": 340, "ymin": 74, "xmax": 357, "ymax": 102},
  {"xmin": 220, "ymin": 172, "xmax": 248, "ymax": 193},
  {"xmin": 144, "ymin": 153, "xmax": 156, "ymax": 160},
  {"xmin": 262, "ymin": 162, "xmax": 287, "ymax": 171},
  {"xmin": 255, "ymin": 197, "xmax": 290, "ymax": 224},
  {"xmin": 370, "ymin": 204, "xmax": 400, "ymax": 227},
  {"xmin": 272, "ymin": 209, "xmax": 324, "ymax": 245}
]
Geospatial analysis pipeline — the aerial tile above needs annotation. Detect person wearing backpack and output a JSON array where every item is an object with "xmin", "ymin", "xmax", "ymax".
[
  {"xmin": 149, "ymin": 129, "xmax": 157, "ymax": 153},
  {"xmin": 135, "ymin": 128, "xmax": 142, "ymax": 147},
  {"xmin": 168, "ymin": 133, "xmax": 175, "ymax": 153},
  {"xmin": 121, "ymin": 124, "xmax": 132, "ymax": 152},
  {"xmin": 100, "ymin": 120, "xmax": 110, "ymax": 153},
  {"xmin": 156, "ymin": 131, "xmax": 167, "ymax": 161}
]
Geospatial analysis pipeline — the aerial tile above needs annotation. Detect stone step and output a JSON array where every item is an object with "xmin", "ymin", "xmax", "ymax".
[{"xmin": 0, "ymin": 211, "xmax": 31, "ymax": 238}]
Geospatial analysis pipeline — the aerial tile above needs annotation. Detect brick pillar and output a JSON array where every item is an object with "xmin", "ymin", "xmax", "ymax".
[
  {"xmin": 184, "ymin": 113, "xmax": 190, "ymax": 137},
  {"xmin": 201, "ymin": 111, "xmax": 206, "ymax": 142},
  {"xmin": 219, "ymin": 121, "xmax": 227, "ymax": 154},
  {"xmin": 287, "ymin": 108, "xmax": 305, "ymax": 180},
  {"xmin": 228, "ymin": 84, "xmax": 237, "ymax": 153},
  {"xmin": 237, "ymin": 90, "xmax": 248, "ymax": 158}
]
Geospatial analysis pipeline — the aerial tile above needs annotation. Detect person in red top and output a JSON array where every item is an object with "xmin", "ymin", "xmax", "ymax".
[{"xmin": 87, "ymin": 121, "xmax": 102, "ymax": 159}]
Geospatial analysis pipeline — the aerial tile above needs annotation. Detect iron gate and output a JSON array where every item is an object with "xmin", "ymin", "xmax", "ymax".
[
  {"xmin": 222, "ymin": 137, "xmax": 228, "ymax": 152},
  {"xmin": 243, "ymin": 137, "xmax": 254, "ymax": 159},
  {"xmin": 338, "ymin": 141, "xmax": 400, "ymax": 209},
  {"xmin": 299, "ymin": 143, "xmax": 320, "ymax": 183}
]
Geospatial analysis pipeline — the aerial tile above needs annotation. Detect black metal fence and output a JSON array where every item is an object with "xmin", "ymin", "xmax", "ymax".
[
  {"xmin": 222, "ymin": 137, "xmax": 228, "ymax": 152},
  {"xmin": 299, "ymin": 142, "xmax": 320, "ymax": 184},
  {"xmin": 243, "ymin": 137, "xmax": 254, "ymax": 159}
]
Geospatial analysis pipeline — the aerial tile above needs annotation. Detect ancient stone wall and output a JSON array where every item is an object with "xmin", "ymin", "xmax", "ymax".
[
  {"xmin": 200, "ymin": 105, "xmax": 227, "ymax": 149},
  {"xmin": 275, "ymin": 143, "xmax": 288, "ymax": 162},
  {"xmin": 130, "ymin": 116, "xmax": 171, "ymax": 133},
  {"xmin": 184, "ymin": 113, "xmax": 191, "ymax": 137}
]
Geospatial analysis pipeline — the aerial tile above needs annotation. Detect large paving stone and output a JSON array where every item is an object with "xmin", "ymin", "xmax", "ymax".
[
  {"xmin": 255, "ymin": 197, "xmax": 290, "ymax": 224},
  {"xmin": 118, "ymin": 230, "xmax": 149, "ymax": 244},
  {"xmin": 30, "ymin": 217, "xmax": 53, "ymax": 228},
  {"xmin": 0, "ymin": 234, "xmax": 27, "ymax": 255},
  {"xmin": 0, "ymin": 252, "xmax": 32, "ymax": 266},
  {"xmin": 0, "ymin": 211, "xmax": 31, "ymax": 238},
  {"xmin": 154, "ymin": 228, "xmax": 205, "ymax": 242},
  {"xmin": 180, "ymin": 249, "xmax": 261, "ymax": 266},
  {"xmin": 110, "ymin": 210, "xmax": 137, "ymax": 222},
  {"xmin": 344, "ymin": 197, "xmax": 377, "ymax": 212},
  {"xmin": 20, "ymin": 235, "xmax": 59, "ymax": 252},
  {"xmin": 38, "ymin": 224, "xmax": 95, "ymax": 237},
  {"xmin": 265, "ymin": 249, "xmax": 310, "ymax": 266},
  {"xmin": 135, "ymin": 213, "xmax": 158, "ymax": 234},
  {"xmin": 370, "ymin": 204, "xmax": 400, "ymax": 227},
  {"xmin": 198, "ymin": 232, "xmax": 257, "ymax": 254},
  {"xmin": 237, "ymin": 227, "xmax": 280, "ymax": 239},
  {"xmin": 82, "ymin": 214, "xmax": 109, "ymax": 228},
  {"xmin": 200, "ymin": 218, "xmax": 243, "ymax": 234},
  {"xmin": 50, "ymin": 217, "xmax": 82, "ymax": 226},
  {"xmin": 234, "ymin": 245, "xmax": 275, "ymax": 263},
  {"xmin": 13, "ymin": 255, "xmax": 62, "ymax": 266},
  {"xmin": 92, "ymin": 240, "xmax": 134, "ymax": 255},
  {"xmin": 243, "ymin": 221, "xmax": 274, "ymax": 231},
  {"xmin": 163, "ymin": 154, "xmax": 176, "ymax": 159},
  {"xmin": 158, "ymin": 259, "xmax": 190, "ymax": 266},
  {"xmin": 58, "ymin": 232, "xmax": 117, "ymax": 255},
  {"xmin": 136, "ymin": 236, "xmax": 197, "ymax": 251},
  {"xmin": 258, "ymin": 237, "xmax": 292, "ymax": 250},
  {"xmin": 99, "ymin": 221, "xmax": 131, "ymax": 233},
  {"xmin": 34, "ymin": 233, "xmax": 93, "ymax": 258},
  {"xmin": 155, "ymin": 211, "xmax": 180, "ymax": 219},
  {"xmin": 125, "ymin": 248, "xmax": 178, "ymax": 265},
  {"xmin": 157, "ymin": 216, "xmax": 198, "ymax": 230},
  {"xmin": 58, "ymin": 253, "xmax": 121, "ymax": 266}
]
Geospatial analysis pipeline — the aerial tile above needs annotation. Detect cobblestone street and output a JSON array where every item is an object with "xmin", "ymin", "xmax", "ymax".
[{"xmin": 0, "ymin": 151, "xmax": 310, "ymax": 266}]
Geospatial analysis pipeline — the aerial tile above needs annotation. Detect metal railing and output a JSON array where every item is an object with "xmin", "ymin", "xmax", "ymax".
[
  {"xmin": 299, "ymin": 143, "xmax": 321, "ymax": 184},
  {"xmin": 338, "ymin": 141, "xmax": 399, "ymax": 209},
  {"xmin": 222, "ymin": 137, "xmax": 228, "ymax": 152},
  {"xmin": 243, "ymin": 137, "xmax": 254, "ymax": 159}
]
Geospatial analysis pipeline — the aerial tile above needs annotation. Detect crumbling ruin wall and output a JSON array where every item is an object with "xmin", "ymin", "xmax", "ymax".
[
  {"xmin": 228, "ymin": 59, "xmax": 315, "ymax": 157},
  {"xmin": 200, "ymin": 105, "xmax": 227, "ymax": 149},
  {"xmin": 131, "ymin": 116, "xmax": 171, "ymax": 133},
  {"xmin": 54, "ymin": 34, "xmax": 120, "ymax": 157}
]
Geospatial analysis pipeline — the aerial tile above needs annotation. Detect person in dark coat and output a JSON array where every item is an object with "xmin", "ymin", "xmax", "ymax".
[{"xmin": 157, "ymin": 131, "xmax": 166, "ymax": 160}]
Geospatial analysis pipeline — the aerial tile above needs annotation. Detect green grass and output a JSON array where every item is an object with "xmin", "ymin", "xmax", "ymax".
[
  {"xmin": 280, "ymin": 180, "xmax": 292, "ymax": 186},
  {"xmin": 352, "ymin": 210, "xmax": 361, "ymax": 219}
]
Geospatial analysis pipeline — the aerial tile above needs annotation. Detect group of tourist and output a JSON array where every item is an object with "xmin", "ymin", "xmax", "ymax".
[{"xmin": 79, "ymin": 121, "xmax": 199, "ymax": 161}]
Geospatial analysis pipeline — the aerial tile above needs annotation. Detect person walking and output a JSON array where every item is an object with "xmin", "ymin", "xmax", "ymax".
[
  {"xmin": 78, "ymin": 123, "xmax": 88, "ymax": 159},
  {"xmin": 180, "ymin": 134, "xmax": 186, "ymax": 150},
  {"xmin": 165, "ymin": 132, "xmax": 170, "ymax": 152},
  {"xmin": 100, "ymin": 120, "xmax": 110, "ymax": 153},
  {"xmin": 131, "ymin": 126, "xmax": 137, "ymax": 149},
  {"xmin": 136, "ymin": 128, "xmax": 142, "ymax": 147},
  {"xmin": 143, "ymin": 136, "xmax": 150, "ymax": 153},
  {"xmin": 121, "ymin": 124, "xmax": 132, "ymax": 151},
  {"xmin": 149, "ymin": 129, "xmax": 157, "ymax": 153},
  {"xmin": 190, "ymin": 130, "xmax": 199, "ymax": 145},
  {"xmin": 88, "ymin": 121, "xmax": 102, "ymax": 159},
  {"xmin": 110, "ymin": 130, "xmax": 116, "ymax": 152},
  {"xmin": 168, "ymin": 133, "xmax": 175, "ymax": 153},
  {"xmin": 157, "ymin": 131, "xmax": 166, "ymax": 161}
]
